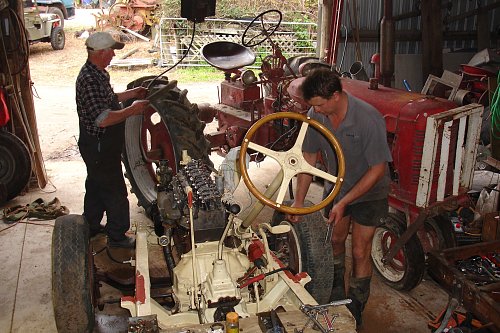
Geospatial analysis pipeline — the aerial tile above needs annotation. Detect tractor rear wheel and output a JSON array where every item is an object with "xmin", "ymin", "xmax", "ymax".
[
  {"xmin": 123, "ymin": 77, "xmax": 211, "ymax": 211},
  {"xmin": 0, "ymin": 131, "xmax": 31, "ymax": 204},
  {"xmin": 371, "ymin": 213, "xmax": 425, "ymax": 291},
  {"xmin": 52, "ymin": 214, "xmax": 95, "ymax": 333},
  {"xmin": 272, "ymin": 203, "xmax": 334, "ymax": 304}
]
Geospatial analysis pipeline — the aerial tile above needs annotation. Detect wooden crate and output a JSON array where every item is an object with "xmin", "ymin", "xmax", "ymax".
[
  {"xmin": 428, "ymin": 241, "xmax": 500, "ymax": 332},
  {"xmin": 483, "ymin": 212, "xmax": 500, "ymax": 241}
]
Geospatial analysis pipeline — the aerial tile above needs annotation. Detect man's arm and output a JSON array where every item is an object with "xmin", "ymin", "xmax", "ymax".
[
  {"xmin": 287, "ymin": 151, "xmax": 317, "ymax": 222},
  {"xmin": 98, "ymin": 100, "xmax": 150, "ymax": 128},
  {"xmin": 116, "ymin": 87, "xmax": 148, "ymax": 102},
  {"xmin": 328, "ymin": 162, "xmax": 387, "ymax": 224}
]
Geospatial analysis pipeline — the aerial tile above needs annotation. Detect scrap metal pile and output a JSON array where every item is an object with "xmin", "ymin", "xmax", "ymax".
[{"xmin": 93, "ymin": 0, "xmax": 159, "ymax": 34}]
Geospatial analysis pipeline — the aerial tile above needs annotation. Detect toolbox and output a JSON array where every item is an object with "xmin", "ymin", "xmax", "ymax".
[{"xmin": 428, "ymin": 240, "xmax": 500, "ymax": 332}]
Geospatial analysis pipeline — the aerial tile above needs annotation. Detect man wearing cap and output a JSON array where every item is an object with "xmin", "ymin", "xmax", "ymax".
[
  {"xmin": 76, "ymin": 31, "xmax": 150, "ymax": 248},
  {"xmin": 287, "ymin": 69, "xmax": 392, "ymax": 328}
]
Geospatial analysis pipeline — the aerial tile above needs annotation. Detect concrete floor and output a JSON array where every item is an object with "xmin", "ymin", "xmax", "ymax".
[{"xmin": 0, "ymin": 80, "xmax": 452, "ymax": 333}]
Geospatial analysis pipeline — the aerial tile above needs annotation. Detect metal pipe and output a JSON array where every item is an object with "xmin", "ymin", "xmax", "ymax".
[{"xmin": 380, "ymin": 0, "xmax": 394, "ymax": 87}]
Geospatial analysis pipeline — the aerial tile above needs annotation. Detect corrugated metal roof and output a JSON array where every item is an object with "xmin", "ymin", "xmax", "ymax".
[{"xmin": 336, "ymin": 0, "xmax": 499, "ymax": 77}]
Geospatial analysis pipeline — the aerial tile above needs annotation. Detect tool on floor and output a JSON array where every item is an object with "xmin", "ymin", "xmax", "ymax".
[{"xmin": 295, "ymin": 299, "xmax": 352, "ymax": 333}]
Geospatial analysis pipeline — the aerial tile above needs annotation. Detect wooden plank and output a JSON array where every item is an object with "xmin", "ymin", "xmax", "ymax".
[{"xmin": 159, "ymin": 308, "xmax": 355, "ymax": 333}]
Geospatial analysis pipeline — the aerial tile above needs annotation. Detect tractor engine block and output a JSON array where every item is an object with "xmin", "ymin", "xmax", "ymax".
[{"xmin": 156, "ymin": 159, "xmax": 227, "ymax": 242}]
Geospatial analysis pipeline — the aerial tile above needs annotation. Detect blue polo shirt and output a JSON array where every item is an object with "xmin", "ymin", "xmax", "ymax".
[{"xmin": 303, "ymin": 93, "xmax": 392, "ymax": 203}]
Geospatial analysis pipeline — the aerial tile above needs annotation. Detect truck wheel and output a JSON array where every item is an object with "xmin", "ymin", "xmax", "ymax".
[
  {"xmin": 0, "ymin": 131, "xmax": 31, "ymax": 203},
  {"xmin": 123, "ymin": 77, "xmax": 211, "ymax": 210},
  {"xmin": 272, "ymin": 204, "xmax": 334, "ymax": 304},
  {"xmin": 52, "ymin": 214, "xmax": 95, "ymax": 333},
  {"xmin": 50, "ymin": 26, "xmax": 65, "ymax": 50},
  {"xmin": 371, "ymin": 213, "xmax": 425, "ymax": 291},
  {"xmin": 48, "ymin": 7, "xmax": 65, "ymax": 27}
]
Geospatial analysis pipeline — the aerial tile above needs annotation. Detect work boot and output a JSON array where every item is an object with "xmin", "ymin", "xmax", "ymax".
[
  {"xmin": 345, "ymin": 276, "xmax": 371, "ymax": 328},
  {"xmin": 329, "ymin": 253, "xmax": 346, "ymax": 301},
  {"xmin": 108, "ymin": 235, "xmax": 136, "ymax": 249}
]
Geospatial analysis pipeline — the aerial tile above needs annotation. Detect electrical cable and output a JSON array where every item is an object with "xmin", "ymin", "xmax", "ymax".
[
  {"xmin": 146, "ymin": 20, "xmax": 197, "ymax": 90},
  {"xmin": 337, "ymin": 25, "xmax": 348, "ymax": 72},
  {"xmin": 0, "ymin": 8, "xmax": 29, "ymax": 75},
  {"xmin": 490, "ymin": 71, "xmax": 500, "ymax": 138}
]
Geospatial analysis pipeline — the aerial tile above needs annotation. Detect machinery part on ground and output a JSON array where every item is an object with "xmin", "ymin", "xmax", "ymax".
[
  {"xmin": 239, "ymin": 112, "xmax": 345, "ymax": 215},
  {"xmin": 371, "ymin": 213, "xmax": 425, "ymax": 291},
  {"xmin": 50, "ymin": 26, "xmax": 65, "ymax": 50},
  {"xmin": 0, "ymin": 131, "xmax": 31, "ymax": 204},
  {"xmin": 123, "ymin": 76, "xmax": 211, "ymax": 211},
  {"xmin": 242, "ymin": 9, "xmax": 282, "ymax": 47},
  {"xmin": 272, "ymin": 206, "xmax": 335, "ymax": 304},
  {"xmin": 52, "ymin": 214, "xmax": 95, "ymax": 333}
]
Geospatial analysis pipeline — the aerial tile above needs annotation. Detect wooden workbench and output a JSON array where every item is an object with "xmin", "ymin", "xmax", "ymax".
[{"xmin": 160, "ymin": 307, "xmax": 356, "ymax": 333}]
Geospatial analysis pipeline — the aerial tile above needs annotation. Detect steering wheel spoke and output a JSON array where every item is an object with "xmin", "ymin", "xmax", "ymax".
[
  {"xmin": 239, "ymin": 112, "xmax": 345, "ymax": 215},
  {"xmin": 242, "ymin": 10, "xmax": 283, "ymax": 47}
]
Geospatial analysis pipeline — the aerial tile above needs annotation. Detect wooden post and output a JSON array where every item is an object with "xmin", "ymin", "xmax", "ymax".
[
  {"xmin": 421, "ymin": 0, "xmax": 443, "ymax": 80},
  {"xmin": 9, "ymin": 0, "xmax": 48, "ymax": 188},
  {"xmin": 477, "ymin": 4, "xmax": 489, "ymax": 50}
]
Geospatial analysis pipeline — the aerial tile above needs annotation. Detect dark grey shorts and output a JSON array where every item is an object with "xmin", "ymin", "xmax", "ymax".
[{"xmin": 344, "ymin": 198, "xmax": 388, "ymax": 227}]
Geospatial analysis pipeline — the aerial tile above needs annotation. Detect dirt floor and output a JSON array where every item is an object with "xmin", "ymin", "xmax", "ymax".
[{"xmin": 0, "ymin": 10, "xmax": 452, "ymax": 333}]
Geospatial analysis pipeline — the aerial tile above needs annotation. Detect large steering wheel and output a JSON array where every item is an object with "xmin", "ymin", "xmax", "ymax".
[
  {"xmin": 238, "ymin": 112, "xmax": 345, "ymax": 215},
  {"xmin": 242, "ymin": 10, "xmax": 282, "ymax": 47}
]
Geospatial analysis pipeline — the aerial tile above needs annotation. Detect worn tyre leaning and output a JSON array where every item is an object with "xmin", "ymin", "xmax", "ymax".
[
  {"xmin": 0, "ymin": 131, "xmax": 31, "ymax": 203},
  {"xmin": 50, "ymin": 26, "xmax": 65, "ymax": 50},
  {"xmin": 123, "ymin": 77, "xmax": 211, "ymax": 210},
  {"xmin": 273, "ymin": 202, "xmax": 334, "ymax": 304},
  {"xmin": 371, "ymin": 213, "xmax": 425, "ymax": 291},
  {"xmin": 52, "ymin": 214, "xmax": 94, "ymax": 333}
]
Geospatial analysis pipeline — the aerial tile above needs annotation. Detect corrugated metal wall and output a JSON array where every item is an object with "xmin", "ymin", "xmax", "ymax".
[{"xmin": 336, "ymin": 0, "xmax": 499, "ymax": 78}]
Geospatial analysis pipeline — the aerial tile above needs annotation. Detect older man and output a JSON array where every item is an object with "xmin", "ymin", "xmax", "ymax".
[{"xmin": 76, "ymin": 32, "xmax": 149, "ymax": 248}]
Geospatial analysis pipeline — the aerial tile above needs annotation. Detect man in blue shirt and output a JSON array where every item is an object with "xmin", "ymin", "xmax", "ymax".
[{"xmin": 289, "ymin": 69, "xmax": 392, "ymax": 327}]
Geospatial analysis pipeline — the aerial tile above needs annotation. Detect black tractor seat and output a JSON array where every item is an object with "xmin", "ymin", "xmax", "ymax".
[{"xmin": 201, "ymin": 41, "xmax": 256, "ymax": 71}]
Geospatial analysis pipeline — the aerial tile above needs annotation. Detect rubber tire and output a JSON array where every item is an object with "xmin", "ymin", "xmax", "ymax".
[
  {"xmin": 50, "ymin": 26, "xmax": 65, "ymax": 50},
  {"xmin": 418, "ymin": 216, "xmax": 456, "ymax": 254},
  {"xmin": 0, "ymin": 131, "xmax": 31, "ymax": 203},
  {"xmin": 272, "ymin": 203, "xmax": 334, "ymax": 304},
  {"xmin": 371, "ymin": 213, "xmax": 426, "ymax": 291},
  {"xmin": 52, "ymin": 214, "xmax": 95, "ymax": 333},
  {"xmin": 123, "ymin": 77, "xmax": 211, "ymax": 210},
  {"xmin": 48, "ymin": 7, "xmax": 65, "ymax": 28}
]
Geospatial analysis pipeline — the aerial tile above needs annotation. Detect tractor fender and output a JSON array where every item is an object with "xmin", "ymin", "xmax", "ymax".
[{"xmin": 0, "ymin": 87, "xmax": 10, "ymax": 127}]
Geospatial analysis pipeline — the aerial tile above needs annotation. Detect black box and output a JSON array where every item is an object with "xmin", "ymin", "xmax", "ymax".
[{"xmin": 181, "ymin": 0, "xmax": 216, "ymax": 23}]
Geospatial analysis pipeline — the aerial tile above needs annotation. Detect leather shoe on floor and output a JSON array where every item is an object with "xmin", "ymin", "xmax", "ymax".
[{"xmin": 107, "ymin": 236, "xmax": 136, "ymax": 249}]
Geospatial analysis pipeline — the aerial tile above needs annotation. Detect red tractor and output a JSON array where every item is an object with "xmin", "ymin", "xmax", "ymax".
[{"xmin": 121, "ymin": 9, "xmax": 483, "ymax": 293}]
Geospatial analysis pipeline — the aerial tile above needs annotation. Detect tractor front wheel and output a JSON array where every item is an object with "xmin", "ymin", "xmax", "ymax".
[
  {"xmin": 371, "ymin": 213, "xmax": 425, "ymax": 291},
  {"xmin": 272, "ymin": 203, "xmax": 334, "ymax": 304},
  {"xmin": 52, "ymin": 214, "xmax": 95, "ymax": 333}
]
